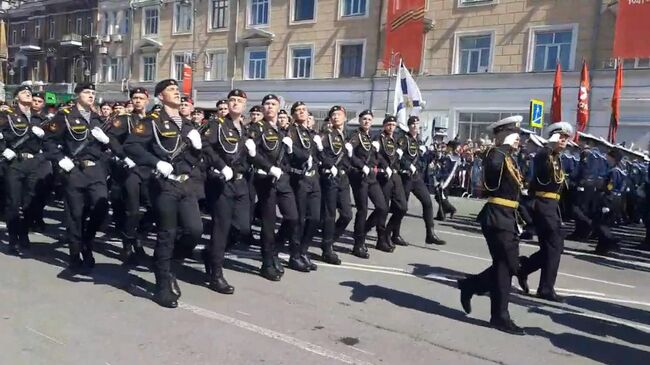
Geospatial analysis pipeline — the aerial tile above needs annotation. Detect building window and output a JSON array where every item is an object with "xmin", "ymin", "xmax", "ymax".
[
  {"xmin": 104, "ymin": 11, "xmax": 116, "ymax": 35},
  {"xmin": 87, "ymin": 16, "xmax": 93, "ymax": 35},
  {"xmin": 123, "ymin": 9, "xmax": 131, "ymax": 34},
  {"xmin": 457, "ymin": 34, "xmax": 491, "ymax": 74},
  {"xmin": 76, "ymin": 18, "xmax": 83, "ymax": 35},
  {"xmin": 249, "ymin": 0, "xmax": 269, "ymax": 26},
  {"xmin": 532, "ymin": 30, "xmax": 573, "ymax": 71},
  {"xmin": 205, "ymin": 50, "xmax": 227, "ymax": 80},
  {"xmin": 20, "ymin": 26, "xmax": 25, "ymax": 40},
  {"xmin": 338, "ymin": 42, "xmax": 364, "ymax": 77},
  {"xmin": 172, "ymin": 53, "xmax": 189, "ymax": 81},
  {"xmin": 289, "ymin": 46, "xmax": 313, "ymax": 79},
  {"xmin": 458, "ymin": 0, "xmax": 495, "ymax": 7},
  {"xmin": 35, "ymin": 20, "xmax": 41, "ymax": 39},
  {"xmin": 67, "ymin": 19, "xmax": 72, "ymax": 33},
  {"xmin": 244, "ymin": 47, "xmax": 268, "ymax": 80},
  {"xmin": 48, "ymin": 18, "xmax": 55, "ymax": 39},
  {"xmin": 101, "ymin": 57, "xmax": 123, "ymax": 83},
  {"xmin": 173, "ymin": 2, "xmax": 193, "ymax": 34},
  {"xmin": 11, "ymin": 30, "xmax": 16, "ymax": 44},
  {"xmin": 143, "ymin": 7, "xmax": 159, "ymax": 36},
  {"xmin": 623, "ymin": 58, "xmax": 650, "ymax": 69},
  {"xmin": 210, "ymin": 0, "xmax": 229, "ymax": 30},
  {"xmin": 341, "ymin": 0, "xmax": 367, "ymax": 17},
  {"xmin": 293, "ymin": 0, "xmax": 315, "ymax": 22},
  {"xmin": 142, "ymin": 55, "xmax": 156, "ymax": 82}
]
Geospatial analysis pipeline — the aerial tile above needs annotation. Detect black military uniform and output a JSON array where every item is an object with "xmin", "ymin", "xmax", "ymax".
[
  {"xmin": 249, "ymin": 94, "xmax": 298, "ymax": 281},
  {"xmin": 518, "ymin": 122, "xmax": 573, "ymax": 303},
  {"xmin": 593, "ymin": 149, "xmax": 626, "ymax": 255},
  {"xmin": 43, "ymin": 83, "xmax": 109, "ymax": 271},
  {"xmin": 123, "ymin": 79, "xmax": 203, "ymax": 308},
  {"xmin": 29, "ymin": 91, "xmax": 53, "ymax": 231},
  {"xmin": 201, "ymin": 89, "xmax": 251, "ymax": 293},
  {"xmin": 318, "ymin": 106, "xmax": 353, "ymax": 264},
  {"xmin": 348, "ymin": 110, "xmax": 388, "ymax": 258},
  {"xmin": 367, "ymin": 115, "xmax": 407, "ymax": 252},
  {"xmin": 0, "ymin": 86, "xmax": 47, "ymax": 255},
  {"xmin": 396, "ymin": 116, "xmax": 446, "ymax": 245},
  {"xmin": 458, "ymin": 116, "xmax": 526, "ymax": 335}
]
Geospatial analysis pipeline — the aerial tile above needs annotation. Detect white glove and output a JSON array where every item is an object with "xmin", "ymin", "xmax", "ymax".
[
  {"xmin": 372, "ymin": 141, "xmax": 380, "ymax": 151},
  {"xmin": 0, "ymin": 132, "xmax": 3, "ymax": 140},
  {"xmin": 419, "ymin": 145, "xmax": 427, "ymax": 154},
  {"xmin": 313, "ymin": 135, "xmax": 323, "ymax": 151},
  {"xmin": 91, "ymin": 127, "xmax": 110, "ymax": 144},
  {"xmin": 362, "ymin": 165, "xmax": 370, "ymax": 176},
  {"xmin": 345, "ymin": 143, "xmax": 353, "ymax": 158},
  {"xmin": 282, "ymin": 136, "xmax": 293, "ymax": 154},
  {"xmin": 386, "ymin": 167, "xmax": 393, "ymax": 178},
  {"xmin": 58, "ymin": 156, "xmax": 74, "ymax": 172},
  {"xmin": 221, "ymin": 165, "xmax": 234, "ymax": 182},
  {"xmin": 601, "ymin": 207, "xmax": 610, "ymax": 214},
  {"xmin": 409, "ymin": 164, "xmax": 417, "ymax": 174},
  {"xmin": 396, "ymin": 148, "xmax": 403, "ymax": 158},
  {"xmin": 503, "ymin": 133, "xmax": 519, "ymax": 147},
  {"xmin": 245, "ymin": 139, "xmax": 256, "ymax": 157},
  {"xmin": 156, "ymin": 160, "xmax": 174, "ymax": 177},
  {"xmin": 307, "ymin": 155, "xmax": 313, "ymax": 170},
  {"xmin": 2, "ymin": 148, "xmax": 16, "ymax": 161},
  {"xmin": 31, "ymin": 126, "xmax": 45, "ymax": 138},
  {"xmin": 330, "ymin": 165, "xmax": 338, "ymax": 177},
  {"xmin": 187, "ymin": 129, "xmax": 202, "ymax": 150},
  {"xmin": 522, "ymin": 189, "xmax": 529, "ymax": 196},
  {"xmin": 269, "ymin": 166, "xmax": 282, "ymax": 179},
  {"xmin": 124, "ymin": 157, "xmax": 136, "ymax": 169}
]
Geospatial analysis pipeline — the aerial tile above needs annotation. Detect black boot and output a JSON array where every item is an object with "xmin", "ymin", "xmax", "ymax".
[
  {"xmin": 272, "ymin": 256, "xmax": 285, "ymax": 275},
  {"xmin": 261, "ymin": 258, "xmax": 282, "ymax": 281},
  {"xmin": 391, "ymin": 235, "xmax": 409, "ymax": 246},
  {"xmin": 8, "ymin": 236, "xmax": 24, "ymax": 257},
  {"xmin": 82, "ymin": 249, "xmax": 95, "ymax": 270},
  {"xmin": 208, "ymin": 274, "xmax": 235, "ymax": 294},
  {"xmin": 321, "ymin": 243, "xmax": 341, "ymax": 265},
  {"xmin": 536, "ymin": 290, "xmax": 564, "ymax": 303},
  {"xmin": 352, "ymin": 243, "xmax": 370, "ymax": 259},
  {"xmin": 133, "ymin": 239, "xmax": 148, "ymax": 262},
  {"xmin": 489, "ymin": 318, "xmax": 525, "ymax": 335},
  {"xmin": 375, "ymin": 232, "xmax": 394, "ymax": 253},
  {"xmin": 155, "ymin": 275, "xmax": 179, "ymax": 308},
  {"xmin": 458, "ymin": 279, "xmax": 473, "ymax": 314},
  {"xmin": 68, "ymin": 253, "xmax": 84, "ymax": 272},
  {"xmin": 425, "ymin": 231, "xmax": 446, "ymax": 245},
  {"xmin": 289, "ymin": 255, "xmax": 310, "ymax": 272},
  {"xmin": 517, "ymin": 257, "xmax": 530, "ymax": 294},
  {"xmin": 201, "ymin": 249, "xmax": 213, "ymax": 277},
  {"xmin": 122, "ymin": 240, "xmax": 135, "ymax": 264},
  {"xmin": 301, "ymin": 254, "xmax": 318, "ymax": 271}
]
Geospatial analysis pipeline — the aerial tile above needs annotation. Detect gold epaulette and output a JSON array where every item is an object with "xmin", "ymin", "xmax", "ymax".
[
  {"xmin": 149, "ymin": 112, "xmax": 159, "ymax": 119},
  {"xmin": 62, "ymin": 108, "xmax": 71, "ymax": 114}
]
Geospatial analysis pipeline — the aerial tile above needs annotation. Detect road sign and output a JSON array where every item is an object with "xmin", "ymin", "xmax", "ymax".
[{"xmin": 529, "ymin": 99, "xmax": 544, "ymax": 128}]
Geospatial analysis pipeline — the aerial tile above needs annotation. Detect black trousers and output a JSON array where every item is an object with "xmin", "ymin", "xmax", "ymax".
[
  {"xmin": 519, "ymin": 198, "xmax": 564, "ymax": 293},
  {"xmin": 398, "ymin": 173, "xmax": 436, "ymax": 236},
  {"xmin": 62, "ymin": 165, "xmax": 109, "ymax": 257},
  {"xmin": 121, "ymin": 170, "xmax": 154, "ymax": 243},
  {"xmin": 208, "ymin": 177, "xmax": 250, "ymax": 276},
  {"xmin": 290, "ymin": 174, "xmax": 321, "ymax": 257},
  {"xmin": 464, "ymin": 226, "xmax": 520, "ymax": 322},
  {"xmin": 570, "ymin": 183, "xmax": 597, "ymax": 238},
  {"xmin": 153, "ymin": 178, "xmax": 203, "ymax": 278},
  {"xmin": 350, "ymin": 172, "xmax": 387, "ymax": 246},
  {"xmin": 254, "ymin": 174, "xmax": 298, "ymax": 261},
  {"xmin": 31, "ymin": 159, "xmax": 53, "ymax": 224},
  {"xmin": 594, "ymin": 194, "xmax": 623, "ymax": 251},
  {"xmin": 320, "ymin": 173, "xmax": 353, "ymax": 247},
  {"xmin": 4, "ymin": 158, "xmax": 41, "ymax": 244},
  {"xmin": 109, "ymin": 163, "xmax": 128, "ymax": 233},
  {"xmin": 376, "ymin": 173, "xmax": 408, "ymax": 238}
]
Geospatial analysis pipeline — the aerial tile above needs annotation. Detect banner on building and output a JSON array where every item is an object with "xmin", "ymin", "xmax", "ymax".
[
  {"xmin": 613, "ymin": 0, "xmax": 650, "ymax": 58},
  {"xmin": 384, "ymin": 0, "xmax": 425, "ymax": 71},
  {"xmin": 182, "ymin": 64, "xmax": 193, "ymax": 96}
]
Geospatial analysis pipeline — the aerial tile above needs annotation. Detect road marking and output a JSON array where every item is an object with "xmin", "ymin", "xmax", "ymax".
[
  {"xmin": 26, "ymin": 326, "xmax": 65, "ymax": 345},
  {"xmin": 349, "ymin": 346, "xmax": 375, "ymax": 356},
  {"xmin": 236, "ymin": 311, "xmax": 251, "ymax": 317},
  {"xmin": 178, "ymin": 302, "xmax": 374, "ymax": 365}
]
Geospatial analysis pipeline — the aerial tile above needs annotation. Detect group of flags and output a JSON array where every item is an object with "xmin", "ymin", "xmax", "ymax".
[{"xmin": 551, "ymin": 59, "xmax": 624, "ymax": 144}]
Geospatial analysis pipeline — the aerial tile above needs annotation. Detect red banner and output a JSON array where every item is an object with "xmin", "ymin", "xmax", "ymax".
[
  {"xmin": 613, "ymin": 1, "xmax": 650, "ymax": 58},
  {"xmin": 182, "ymin": 64, "xmax": 193, "ymax": 96},
  {"xmin": 383, "ymin": 0, "xmax": 425, "ymax": 72},
  {"xmin": 608, "ymin": 61, "xmax": 623, "ymax": 144},
  {"xmin": 575, "ymin": 60, "xmax": 590, "ymax": 140},
  {"xmin": 550, "ymin": 62, "xmax": 562, "ymax": 124}
]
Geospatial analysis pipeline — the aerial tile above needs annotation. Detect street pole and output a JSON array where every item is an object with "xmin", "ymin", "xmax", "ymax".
[{"xmin": 385, "ymin": 51, "xmax": 394, "ymax": 114}]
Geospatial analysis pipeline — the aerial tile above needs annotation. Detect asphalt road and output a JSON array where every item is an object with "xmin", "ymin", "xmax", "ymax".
[{"xmin": 1, "ymin": 197, "xmax": 649, "ymax": 365}]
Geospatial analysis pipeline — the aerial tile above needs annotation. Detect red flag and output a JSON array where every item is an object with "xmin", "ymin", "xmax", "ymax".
[
  {"xmin": 550, "ymin": 62, "xmax": 562, "ymax": 124},
  {"xmin": 182, "ymin": 64, "xmax": 193, "ymax": 96},
  {"xmin": 575, "ymin": 60, "xmax": 590, "ymax": 141},
  {"xmin": 608, "ymin": 60, "xmax": 623, "ymax": 144}
]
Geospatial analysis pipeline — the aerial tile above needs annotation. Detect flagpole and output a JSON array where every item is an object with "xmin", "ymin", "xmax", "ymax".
[{"xmin": 385, "ymin": 51, "xmax": 397, "ymax": 114}]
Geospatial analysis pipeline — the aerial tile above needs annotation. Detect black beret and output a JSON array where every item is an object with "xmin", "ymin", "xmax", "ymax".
[
  {"xmin": 358, "ymin": 109, "xmax": 373, "ymax": 118},
  {"xmin": 192, "ymin": 108, "xmax": 204, "ymax": 114},
  {"xmin": 74, "ymin": 82, "xmax": 95, "ymax": 94},
  {"xmin": 113, "ymin": 102, "xmax": 125, "ymax": 107},
  {"xmin": 262, "ymin": 94, "xmax": 280, "ymax": 104},
  {"xmin": 278, "ymin": 109, "xmax": 288, "ymax": 116},
  {"xmin": 32, "ymin": 91, "xmax": 45, "ymax": 100},
  {"xmin": 215, "ymin": 99, "xmax": 228, "ymax": 107},
  {"xmin": 13, "ymin": 85, "xmax": 32, "ymax": 97},
  {"xmin": 130, "ymin": 87, "xmax": 149, "ymax": 98},
  {"xmin": 154, "ymin": 79, "xmax": 178, "ymax": 97},
  {"xmin": 180, "ymin": 96, "xmax": 193, "ymax": 104},
  {"xmin": 290, "ymin": 101, "xmax": 306, "ymax": 114},
  {"xmin": 383, "ymin": 115, "xmax": 397, "ymax": 124},
  {"xmin": 152, "ymin": 104, "xmax": 163, "ymax": 111},
  {"xmin": 99, "ymin": 102, "xmax": 111, "ymax": 108},
  {"xmin": 328, "ymin": 105, "xmax": 345, "ymax": 117},
  {"xmin": 607, "ymin": 149, "xmax": 622, "ymax": 162},
  {"xmin": 407, "ymin": 116, "xmax": 420, "ymax": 125},
  {"xmin": 249, "ymin": 105, "xmax": 262, "ymax": 113},
  {"xmin": 228, "ymin": 89, "xmax": 247, "ymax": 99}
]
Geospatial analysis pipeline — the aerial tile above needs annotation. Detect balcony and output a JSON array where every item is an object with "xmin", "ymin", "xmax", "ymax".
[
  {"xmin": 60, "ymin": 33, "xmax": 82, "ymax": 47},
  {"xmin": 18, "ymin": 36, "xmax": 43, "ymax": 52}
]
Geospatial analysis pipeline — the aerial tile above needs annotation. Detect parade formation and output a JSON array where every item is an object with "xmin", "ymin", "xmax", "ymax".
[{"xmin": 0, "ymin": 79, "xmax": 649, "ymax": 338}]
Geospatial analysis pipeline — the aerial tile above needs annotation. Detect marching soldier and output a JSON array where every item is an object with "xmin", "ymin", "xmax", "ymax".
[
  {"xmin": 567, "ymin": 137, "xmax": 601, "ymax": 241},
  {"xmin": 518, "ymin": 122, "xmax": 574, "ymax": 303},
  {"xmin": 396, "ymin": 116, "xmax": 446, "ymax": 245},
  {"xmin": 248, "ymin": 105, "xmax": 263, "ymax": 126},
  {"xmin": 318, "ymin": 106, "xmax": 353, "ymax": 264},
  {"xmin": 0, "ymin": 86, "xmax": 47, "ymax": 255},
  {"xmin": 458, "ymin": 116, "xmax": 526, "ymax": 335},
  {"xmin": 99, "ymin": 102, "xmax": 112, "ymax": 120},
  {"xmin": 435, "ymin": 141, "xmax": 459, "ymax": 221},
  {"xmin": 216, "ymin": 99, "xmax": 229, "ymax": 119},
  {"xmin": 43, "ymin": 83, "xmax": 111, "ymax": 272},
  {"xmin": 29, "ymin": 91, "xmax": 53, "ymax": 231},
  {"xmin": 124, "ymin": 79, "xmax": 204, "ymax": 308},
  {"xmin": 593, "ymin": 149, "xmax": 626, "ymax": 255},
  {"xmin": 348, "ymin": 109, "xmax": 388, "ymax": 258},
  {"xmin": 179, "ymin": 96, "xmax": 193, "ymax": 118},
  {"xmin": 201, "ymin": 89, "xmax": 252, "ymax": 293},
  {"xmin": 249, "ymin": 94, "xmax": 298, "ymax": 281},
  {"xmin": 106, "ymin": 87, "xmax": 151, "ymax": 264},
  {"xmin": 367, "ymin": 115, "xmax": 407, "ymax": 251},
  {"xmin": 284, "ymin": 101, "xmax": 321, "ymax": 272}
]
